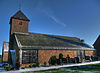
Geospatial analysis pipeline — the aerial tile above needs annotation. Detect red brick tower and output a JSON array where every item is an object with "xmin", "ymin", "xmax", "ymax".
[
  {"xmin": 8, "ymin": 10, "xmax": 30, "ymax": 64},
  {"xmin": 9, "ymin": 10, "xmax": 30, "ymax": 35}
]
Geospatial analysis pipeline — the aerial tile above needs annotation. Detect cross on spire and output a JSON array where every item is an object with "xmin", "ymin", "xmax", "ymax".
[{"xmin": 18, "ymin": 0, "xmax": 22, "ymax": 10}]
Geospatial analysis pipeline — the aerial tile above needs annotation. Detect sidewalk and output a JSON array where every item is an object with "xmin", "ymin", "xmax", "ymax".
[{"xmin": 1, "ymin": 61, "xmax": 100, "ymax": 73}]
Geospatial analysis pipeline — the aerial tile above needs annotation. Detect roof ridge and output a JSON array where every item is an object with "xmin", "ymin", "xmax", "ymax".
[{"xmin": 28, "ymin": 32, "xmax": 78, "ymax": 38}]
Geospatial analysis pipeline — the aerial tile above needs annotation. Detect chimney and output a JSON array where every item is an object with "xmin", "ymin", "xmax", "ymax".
[{"xmin": 81, "ymin": 40, "xmax": 85, "ymax": 43}]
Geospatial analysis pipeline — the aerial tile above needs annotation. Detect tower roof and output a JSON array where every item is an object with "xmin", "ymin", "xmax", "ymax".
[
  {"xmin": 9, "ymin": 10, "xmax": 30, "ymax": 24},
  {"xmin": 12, "ymin": 10, "xmax": 30, "ymax": 21}
]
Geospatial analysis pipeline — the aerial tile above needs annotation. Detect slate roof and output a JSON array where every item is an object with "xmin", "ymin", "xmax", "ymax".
[
  {"xmin": 14, "ymin": 32, "xmax": 93, "ymax": 50},
  {"xmin": 12, "ymin": 10, "xmax": 29, "ymax": 21}
]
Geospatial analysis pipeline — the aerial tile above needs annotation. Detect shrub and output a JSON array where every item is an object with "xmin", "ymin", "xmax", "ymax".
[
  {"xmin": 59, "ymin": 53, "xmax": 64, "ymax": 65},
  {"xmin": 4, "ymin": 65, "xmax": 9, "ymax": 69},
  {"xmin": 49, "ymin": 56, "xmax": 57, "ymax": 65},
  {"xmin": 7, "ymin": 67, "xmax": 11, "ymax": 71},
  {"xmin": 66, "ymin": 54, "xmax": 71, "ymax": 63},
  {"xmin": 36, "ymin": 60, "xmax": 40, "ymax": 67},
  {"xmin": 32, "ymin": 64, "xmax": 36, "ymax": 67},
  {"xmin": 4, "ymin": 64, "xmax": 11, "ymax": 71},
  {"xmin": 75, "ymin": 57, "xmax": 79, "ymax": 63},
  {"xmin": 9, "ymin": 65, "xmax": 14, "ymax": 70},
  {"xmin": 92, "ymin": 56, "xmax": 98, "ymax": 61},
  {"xmin": 44, "ymin": 61, "xmax": 47, "ymax": 65},
  {"xmin": 70, "ymin": 58, "xmax": 75, "ymax": 63},
  {"xmin": 16, "ymin": 62, "xmax": 20, "ymax": 70},
  {"xmin": 67, "ymin": 54, "xmax": 69, "ymax": 57},
  {"xmin": 29, "ymin": 64, "xmax": 32, "ymax": 68},
  {"xmin": 57, "ymin": 59, "xmax": 60, "ymax": 65},
  {"xmin": 59, "ymin": 53, "xmax": 63, "ymax": 59},
  {"xmin": 62, "ymin": 58, "xmax": 67, "ymax": 64}
]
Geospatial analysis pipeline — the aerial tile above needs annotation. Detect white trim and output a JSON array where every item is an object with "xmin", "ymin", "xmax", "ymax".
[
  {"xmin": 20, "ymin": 49, "xmax": 22, "ymax": 65},
  {"xmin": 15, "ymin": 35, "xmax": 22, "ymax": 48},
  {"xmin": 21, "ymin": 46, "xmax": 94, "ymax": 50}
]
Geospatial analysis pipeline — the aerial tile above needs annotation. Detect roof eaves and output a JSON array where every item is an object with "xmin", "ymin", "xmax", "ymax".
[{"xmin": 21, "ymin": 46, "xmax": 93, "ymax": 50}]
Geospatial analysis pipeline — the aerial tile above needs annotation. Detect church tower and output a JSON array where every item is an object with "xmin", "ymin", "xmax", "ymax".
[
  {"xmin": 9, "ymin": 10, "xmax": 30, "ymax": 35},
  {"xmin": 8, "ymin": 10, "xmax": 30, "ymax": 64},
  {"xmin": 9, "ymin": 10, "xmax": 30, "ymax": 50}
]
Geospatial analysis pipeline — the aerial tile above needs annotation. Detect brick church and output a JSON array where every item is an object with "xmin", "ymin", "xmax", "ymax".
[{"xmin": 7, "ymin": 10, "xmax": 94, "ymax": 66}]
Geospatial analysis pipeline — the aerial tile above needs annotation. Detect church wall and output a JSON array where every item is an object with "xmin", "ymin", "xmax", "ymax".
[
  {"xmin": 38, "ymin": 49, "xmax": 77, "ymax": 65},
  {"xmin": 18, "ymin": 49, "xmax": 94, "ymax": 66},
  {"xmin": 11, "ymin": 19, "xmax": 29, "ymax": 35},
  {"xmin": 8, "ymin": 35, "xmax": 20, "ymax": 64},
  {"xmin": 13, "ymin": 38, "xmax": 20, "ymax": 63},
  {"xmin": 85, "ymin": 50, "xmax": 94, "ymax": 56}
]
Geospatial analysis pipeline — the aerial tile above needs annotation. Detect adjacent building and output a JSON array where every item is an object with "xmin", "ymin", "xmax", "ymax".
[
  {"xmin": 93, "ymin": 35, "xmax": 100, "ymax": 57},
  {"xmin": 2, "ymin": 42, "xmax": 9, "ymax": 62}
]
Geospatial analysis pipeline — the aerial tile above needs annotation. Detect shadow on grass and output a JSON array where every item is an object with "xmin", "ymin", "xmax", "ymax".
[{"xmin": 21, "ymin": 63, "xmax": 100, "ymax": 73}]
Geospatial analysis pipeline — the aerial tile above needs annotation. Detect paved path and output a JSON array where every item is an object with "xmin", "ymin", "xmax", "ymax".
[{"xmin": 1, "ymin": 61, "xmax": 100, "ymax": 73}]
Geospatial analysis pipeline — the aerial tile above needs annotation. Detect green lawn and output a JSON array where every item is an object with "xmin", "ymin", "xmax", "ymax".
[
  {"xmin": 22, "ymin": 70, "xmax": 82, "ymax": 73},
  {"xmin": 21, "ymin": 63, "xmax": 100, "ymax": 73},
  {"xmin": 22, "ymin": 70, "xmax": 100, "ymax": 73},
  {"xmin": 65, "ymin": 63, "xmax": 100, "ymax": 71}
]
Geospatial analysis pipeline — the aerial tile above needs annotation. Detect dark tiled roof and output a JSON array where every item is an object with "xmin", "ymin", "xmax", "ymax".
[
  {"xmin": 93, "ymin": 35, "xmax": 100, "ymax": 48},
  {"xmin": 15, "ymin": 32, "xmax": 93, "ymax": 50},
  {"xmin": 12, "ymin": 10, "xmax": 29, "ymax": 21}
]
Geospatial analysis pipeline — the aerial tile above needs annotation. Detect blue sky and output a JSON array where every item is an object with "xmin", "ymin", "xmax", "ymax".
[{"xmin": 0, "ymin": 0, "xmax": 100, "ymax": 55}]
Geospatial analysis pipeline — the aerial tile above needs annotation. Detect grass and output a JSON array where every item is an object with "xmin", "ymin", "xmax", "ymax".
[
  {"xmin": 22, "ymin": 70, "xmax": 81, "ymax": 73},
  {"xmin": 64, "ymin": 63, "xmax": 100, "ymax": 71},
  {"xmin": 21, "ymin": 63, "xmax": 100, "ymax": 73}
]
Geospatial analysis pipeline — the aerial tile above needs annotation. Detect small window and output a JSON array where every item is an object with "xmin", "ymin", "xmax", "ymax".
[
  {"xmin": 22, "ymin": 50, "xmax": 37, "ymax": 64},
  {"xmin": 18, "ymin": 21, "xmax": 22, "ymax": 25}
]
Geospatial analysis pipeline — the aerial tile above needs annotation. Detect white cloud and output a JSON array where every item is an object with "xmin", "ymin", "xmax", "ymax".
[{"xmin": 42, "ymin": 9, "xmax": 67, "ymax": 27}]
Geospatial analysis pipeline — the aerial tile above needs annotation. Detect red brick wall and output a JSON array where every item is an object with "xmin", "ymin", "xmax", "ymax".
[
  {"xmin": 85, "ymin": 50, "xmax": 94, "ymax": 56},
  {"xmin": 19, "ymin": 49, "xmax": 94, "ymax": 66},
  {"xmin": 38, "ymin": 50, "xmax": 77, "ymax": 65},
  {"xmin": 10, "ymin": 19, "xmax": 29, "ymax": 35},
  {"xmin": 3, "ymin": 52, "xmax": 8, "ymax": 62}
]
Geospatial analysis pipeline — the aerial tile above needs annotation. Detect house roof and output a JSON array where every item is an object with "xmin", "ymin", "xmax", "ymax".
[
  {"xmin": 14, "ymin": 32, "xmax": 93, "ymax": 50},
  {"xmin": 93, "ymin": 35, "xmax": 100, "ymax": 48},
  {"xmin": 11, "ymin": 10, "xmax": 30, "ymax": 21}
]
